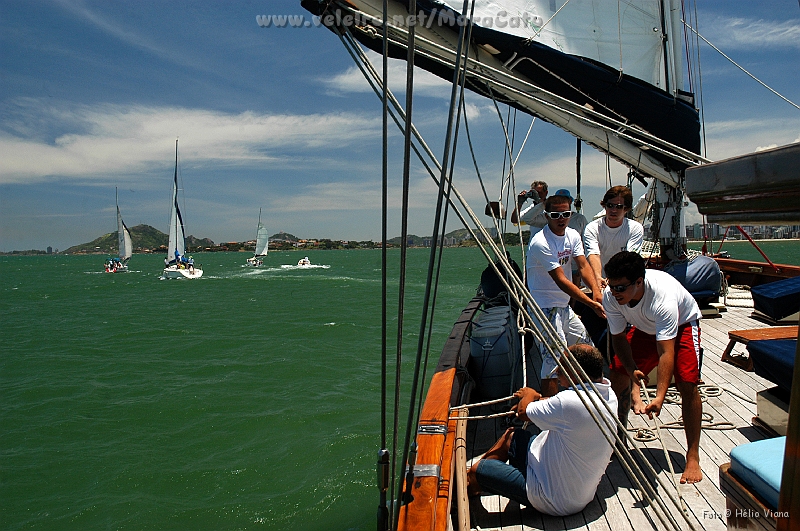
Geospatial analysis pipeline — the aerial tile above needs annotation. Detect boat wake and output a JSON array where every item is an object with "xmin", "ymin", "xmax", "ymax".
[{"xmin": 280, "ymin": 264, "xmax": 330, "ymax": 270}]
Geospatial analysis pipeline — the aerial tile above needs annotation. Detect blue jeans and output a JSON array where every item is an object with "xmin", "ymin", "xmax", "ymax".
[{"xmin": 474, "ymin": 428, "xmax": 533, "ymax": 507}]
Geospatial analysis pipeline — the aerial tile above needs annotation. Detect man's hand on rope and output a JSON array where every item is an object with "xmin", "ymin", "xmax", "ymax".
[
  {"xmin": 512, "ymin": 387, "xmax": 541, "ymax": 421},
  {"xmin": 642, "ymin": 397, "xmax": 664, "ymax": 419}
]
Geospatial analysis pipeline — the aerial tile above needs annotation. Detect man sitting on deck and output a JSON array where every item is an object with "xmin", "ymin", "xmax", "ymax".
[
  {"xmin": 602, "ymin": 251, "xmax": 704, "ymax": 484},
  {"xmin": 467, "ymin": 344, "xmax": 617, "ymax": 516}
]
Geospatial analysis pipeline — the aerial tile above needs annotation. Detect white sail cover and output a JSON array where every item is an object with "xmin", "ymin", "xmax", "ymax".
[
  {"xmin": 254, "ymin": 222, "xmax": 269, "ymax": 257},
  {"xmin": 439, "ymin": 0, "xmax": 684, "ymax": 92},
  {"xmin": 167, "ymin": 177, "xmax": 185, "ymax": 262},
  {"xmin": 117, "ymin": 205, "xmax": 132, "ymax": 261}
]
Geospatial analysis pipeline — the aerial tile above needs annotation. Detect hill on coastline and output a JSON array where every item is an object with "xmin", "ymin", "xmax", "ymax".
[
  {"xmin": 52, "ymin": 227, "xmax": 472, "ymax": 256},
  {"xmin": 63, "ymin": 225, "xmax": 214, "ymax": 254}
]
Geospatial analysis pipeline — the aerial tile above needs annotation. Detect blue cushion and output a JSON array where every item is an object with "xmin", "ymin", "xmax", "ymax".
[
  {"xmin": 751, "ymin": 276, "xmax": 800, "ymax": 321},
  {"xmin": 748, "ymin": 339, "xmax": 796, "ymax": 394},
  {"xmin": 730, "ymin": 436, "xmax": 785, "ymax": 509}
]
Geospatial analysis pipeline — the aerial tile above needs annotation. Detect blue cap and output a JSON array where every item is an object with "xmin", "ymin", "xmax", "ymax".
[{"xmin": 554, "ymin": 189, "xmax": 573, "ymax": 201}]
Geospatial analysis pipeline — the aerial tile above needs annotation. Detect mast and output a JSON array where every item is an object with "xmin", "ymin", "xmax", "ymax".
[{"xmin": 658, "ymin": 0, "xmax": 672, "ymax": 95}]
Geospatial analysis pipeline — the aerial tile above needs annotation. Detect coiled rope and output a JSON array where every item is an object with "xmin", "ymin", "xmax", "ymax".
[{"xmin": 629, "ymin": 383, "xmax": 757, "ymax": 442}]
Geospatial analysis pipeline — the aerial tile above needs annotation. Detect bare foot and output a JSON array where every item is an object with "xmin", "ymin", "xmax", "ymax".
[
  {"xmin": 482, "ymin": 427, "xmax": 515, "ymax": 462},
  {"xmin": 680, "ymin": 460, "xmax": 703, "ymax": 484},
  {"xmin": 467, "ymin": 462, "xmax": 482, "ymax": 496}
]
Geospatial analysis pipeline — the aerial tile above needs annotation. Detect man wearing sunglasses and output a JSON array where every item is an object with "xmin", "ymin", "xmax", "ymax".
[
  {"xmin": 603, "ymin": 251, "xmax": 703, "ymax": 484},
  {"xmin": 527, "ymin": 194, "xmax": 605, "ymax": 397},
  {"xmin": 583, "ymin": 185, "xmax": 644, "ymax": 294}
]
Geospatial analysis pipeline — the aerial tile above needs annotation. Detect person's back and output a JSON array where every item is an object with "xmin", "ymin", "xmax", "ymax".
[{"xmin": 524, "ymin": 378, "xmax": 617, "ymax": 515}]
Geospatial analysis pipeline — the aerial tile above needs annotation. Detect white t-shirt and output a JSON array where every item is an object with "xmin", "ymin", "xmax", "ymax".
[
  {"xmin": 526, "ymin": 226, "xmax": 584, "ymax": 308},
  {"xmin": 603, "ymin": 269, "xmax": 703, "ymax": 340},
  {"xmin": 524, "ymin": 379, "xmax": 618, "ymax": 516},
  {"xmin": 583, "ymin": 217, "xmax": 644, "ymax": 276}
]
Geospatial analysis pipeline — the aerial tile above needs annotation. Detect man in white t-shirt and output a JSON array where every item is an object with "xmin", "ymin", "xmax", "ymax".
[
  {"xmin": 603, "ymin": 251, "xmax": 704, "ymax": 484},
  {"xmin": 467, "ymin": 344, "xmax": 617, "ymax": 516},
  {"xmin": 548, "ymin": 189, "xmax": 589, "ymax": 285},
  {"xmin": 526, "ymin": 194, "xmax": 604, "ymax": 396},
  {"xmin": 583, "ymin": 185, "xmax": 644, "ymax": 297}
]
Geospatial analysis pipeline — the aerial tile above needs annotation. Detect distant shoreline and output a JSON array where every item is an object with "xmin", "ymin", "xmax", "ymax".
[{"xmin": 4, "ymin": 237, "xmax": 800, "ymax": 257}]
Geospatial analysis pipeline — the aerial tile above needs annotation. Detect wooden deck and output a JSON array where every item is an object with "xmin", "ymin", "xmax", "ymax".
[{"xmin": 465, "ymin": 305, "xmax": 783, "ymax": 531}]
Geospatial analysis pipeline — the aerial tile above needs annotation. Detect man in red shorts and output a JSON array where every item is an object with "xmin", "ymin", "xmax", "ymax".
[{"xmin": 602, "ymin": 251, "xmax": 704, "ymax": 484}]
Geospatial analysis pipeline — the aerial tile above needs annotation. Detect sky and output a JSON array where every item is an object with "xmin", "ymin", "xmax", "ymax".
[{"xmin": 0, "ymin": 0, "xmax": 798, "ymax": 252}]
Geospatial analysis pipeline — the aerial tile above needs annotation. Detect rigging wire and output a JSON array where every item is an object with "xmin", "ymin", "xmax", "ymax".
[
  {"xmin": 413, "ymin": 0, "xmax": 477, "ymax": 477},
  {"xmin": 335, "ymin": 21, "xmax": 695, "ymax": 530},
  {"xmin": 690, "ymin": 1, "xmax": 708, "ymax": 158},
  {"xmin": 393, "ymin": 0, "xmax": 418, "ymax": 520},
  {"xmin": 683, "ymin": 19, "xmax": 800, "ymax": 111},
  {"xmin": 351, "ymin": 33, "xmax": 689, "ymax": 523},
  {"xmin": 523, "ymin": 0, "xmax": 575, "ymax": 44},
  {"xmin": 394, "ymin": 0, "xmax": 480, "ymax": 522},
  {"xmin": 378, "ymin": 1, "xmax": 390, "ymax": 529},
  {"xmin": 354, "ymin": 10, "xmax": 707, "ymax": 170}
]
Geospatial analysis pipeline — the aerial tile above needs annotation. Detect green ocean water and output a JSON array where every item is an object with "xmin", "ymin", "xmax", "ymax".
[
  {"xmin": 3, "ymin": 241, "xmax": 798, "ymax": 531},
  {"xmin": 688, "ymin": 239, "xmax": 800, "ymax": 265},
  {"xmin": 1, "ymin": 248, "xmax": 484, "ymax": 531}
]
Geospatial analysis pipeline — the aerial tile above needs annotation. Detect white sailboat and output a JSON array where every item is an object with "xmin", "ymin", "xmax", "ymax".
[
  {"xmin": 105, "ymin": 187, "xmax": 132, "ymax": 273},
  {"xmin": 162, "ymin": 139, "xmax": 203, "ymax": 279},
  {"xmin": 246, "ymin": 208, "xmax": 269, "ymax": 267}
]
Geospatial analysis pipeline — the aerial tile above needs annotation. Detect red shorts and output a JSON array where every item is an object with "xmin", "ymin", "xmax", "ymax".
[{"xmin": 610, "ymin": 321, "xmax": 701, "ymax": 384}]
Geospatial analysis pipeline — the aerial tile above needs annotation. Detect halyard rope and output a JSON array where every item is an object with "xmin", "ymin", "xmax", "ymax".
[{"xmin": 639, "ymin": 379, "xmax": 686, "ymax": 513}]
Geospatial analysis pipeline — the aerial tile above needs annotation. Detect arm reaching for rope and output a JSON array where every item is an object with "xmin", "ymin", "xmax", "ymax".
[
  {"xmin": 513, "ymin": 387, "xmax": 542, "ymax": 421},
  {"xmin": 574, "ymin": 255, "xmax": 604, "ymax": 307},
  {"xmin": 639, "ymin": 340, "xmax": 676, "ymax": 419},
  {"xmin": 548, "ymin": 266, "xmax": 605, "ymax": 319},
  {"xmin": 611, "ymin": 332, "xmax": 648, "ymax": 414}
]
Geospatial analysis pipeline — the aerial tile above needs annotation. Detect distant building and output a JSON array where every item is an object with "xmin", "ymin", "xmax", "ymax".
[{"xmin": 47, "ymin": 246, "xmax": 52, "ymax": 254}]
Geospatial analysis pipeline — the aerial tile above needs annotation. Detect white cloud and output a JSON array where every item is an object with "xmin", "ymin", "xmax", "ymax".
[
  {"xmin": 0, "ymin": 100, "xmax": 382, "ymax": 184},
  {"xmin": 701, "ymin": 15, "xmax": 800, "ymax": 50},
  {"xmin": 702, "ymin": 117, "xmax": 800, "ymax": 160},
  {"xmin": 322, "ymin": 50, "xmax": 452, "ymax": 98}
]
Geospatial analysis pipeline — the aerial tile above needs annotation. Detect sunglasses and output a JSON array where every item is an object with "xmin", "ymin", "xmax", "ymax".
[
  {"xmin": 545, "ymin": 210, "xmax": 572, "ymax": 220},
  {"xmin": 604, "ymin": 202, "xmax": 626, "ymax": 210},
  {"xmin": 608, "ymin": 282, "xmax": 633, "ymax": 293}
]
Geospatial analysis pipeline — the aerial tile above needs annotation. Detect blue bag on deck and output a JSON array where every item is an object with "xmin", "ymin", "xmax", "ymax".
[{"xmin": 663, "ymin": 255, "xmax": 721, "ymax": 306}]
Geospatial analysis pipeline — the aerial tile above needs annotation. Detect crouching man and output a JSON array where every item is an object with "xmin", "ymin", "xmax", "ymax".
[{"xmin": 467, "ymin": 344, "xmax": 617, "ymax": 516}]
